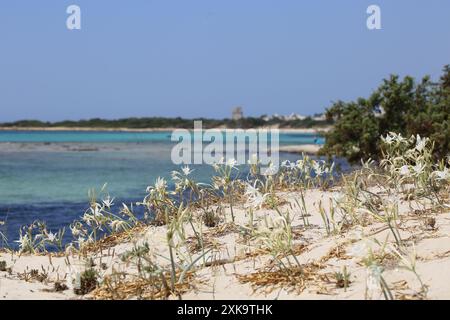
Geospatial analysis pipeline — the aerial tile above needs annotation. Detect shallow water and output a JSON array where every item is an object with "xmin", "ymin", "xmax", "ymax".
[{"xmin": 0, "ymin": 130, "xmax": 332, "ymax": 247}]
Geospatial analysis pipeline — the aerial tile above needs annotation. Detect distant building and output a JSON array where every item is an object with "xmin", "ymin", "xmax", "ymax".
[
  {"xmin": 312, "ymin": 114, "xmax": 326, "ymax": 121},
  {"xmin": 232, "ymin": 107, "xmax": 243, "ymax": 121},
  {"xmin": 287, "ymin": 113, "xmax": 306, "ymax": 121},
  {"xmin": 261, "ymin": 113, "xmax": 307, "ymax": 122}
]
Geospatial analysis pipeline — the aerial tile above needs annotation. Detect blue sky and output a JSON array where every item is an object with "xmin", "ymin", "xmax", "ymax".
[{"xmin": 0, "ymin": 0, "xmax": 449, "ymax": 121}]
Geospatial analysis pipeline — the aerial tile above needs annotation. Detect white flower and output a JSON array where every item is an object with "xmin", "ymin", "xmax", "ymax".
[
  {"xmin": 77, "ymin": 236, "xmax": 86, "ymax": 247},
  {"xmin": 394, "ymin": 132, "xmax": 407, "ymax": 144},
  {"xmin": 412, "ymin": 162, "xmax": 424, "ymax": 175},
  {"xmin": 82, "ymin": 214, "xmax": 91, "ymax": 225},
  {"xmin": 154, "ymin": 177, "xmax": 167, "ymax": 192},
  {"xmin": 212, "ymin": 157, "xmax": 225, "ymax": 171},
  {"xmin": 382, "ymin": 134, "xmax": 395, "ymax": 145},
  {"xmin": 313, "ymin": 161, "xmax": 325, "ymax": 176},
  {"xmin": 399, "ymin": 165, "xmax": 410, "ymax": 176},
  {"xmin": 226, "ymin": 158, "xmax": 237, "ymax": 168},
  {"xmin": 181, "ymin": 165, "xmax": 192, "ymax": 176},
  {"xmin": 262, "ymin": 162, "xmax": 278, "ymax": 175},
  {"xmin": 102, "ymin": 196, "xmax": 114, "ymax": 209},
  {"xmin": 281, "ymin": 160, "xmax": 295, "ymax": 169},
  {"xmin": 46, "ymin": 232, "xmax": 57, "ymax": 242},
  {"xmin": 15, "ymin": 233, "xmax": 30, "ymax": 250},
  {"xmin": 384, "ymin": 132, "xmax": 407, "ymax": 145},
  {"xmin": 296, "ymin": 160, "xmax": 305, "ymax": 170},
  {"xmin": 249, "ymin": 193, "xmax": 267, "ymax": 209},
  {"xmin": 90, "ymin": 204, "xmax": 103, "ymax": 218},
  {"xmin": 415, "ymin": 135, "xmax": 428, "ymax": 152},
  {"xmin": 244, "ymin": 183, "xmax": 267, "ymax": 209},
  {"xmin": 70, "ymin": 225, "xmax": 81, "ymax": 237},
  {"xmin": 433, "ymin": 168, "xmax": 450, "ymax": 181},
  {"xmin": 244, "ymin": 183, "xmax": 259, "ymax": 197}
]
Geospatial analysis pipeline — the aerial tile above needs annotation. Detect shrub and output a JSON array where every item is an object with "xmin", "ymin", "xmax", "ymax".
[{"xmin": 321, "ymin": 65, "xmax": 450, "ymax": 162}]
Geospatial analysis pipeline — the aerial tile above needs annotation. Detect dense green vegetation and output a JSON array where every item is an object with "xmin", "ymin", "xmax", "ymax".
[
  {"xmin": 0, "ymin": 116, "xmax": 330, "ymax": 130},
  {"xmin": 320, "ymin": 65, "xmax": 450, "ymax": 163}
]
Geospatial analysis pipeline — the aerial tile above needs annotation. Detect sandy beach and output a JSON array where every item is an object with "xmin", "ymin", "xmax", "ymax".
[
  {"xmin": 1, "ymin": 188, "xmax": 449, "ymax": 300},
  {"xmin": 1, "ymin": 169, "xmax": 449, "ymax": 300},
  {"xmin": 1, "ymin": 132, "xmax": 448, "ymax": 300}
]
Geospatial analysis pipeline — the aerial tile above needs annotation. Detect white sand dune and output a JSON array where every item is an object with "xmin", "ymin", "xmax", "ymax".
[{"xmin": 1, "ymin": 186, "xmax": 449, "ymax": 300}]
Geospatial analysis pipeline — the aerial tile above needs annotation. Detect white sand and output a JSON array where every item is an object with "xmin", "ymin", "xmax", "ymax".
[
  {"xmin": 1, "ymin": 185, "xmax": 449, "ymax": 300},
  {"xmin": 278, "ymin": 144, "xmax": 322, "ymax": 155}
]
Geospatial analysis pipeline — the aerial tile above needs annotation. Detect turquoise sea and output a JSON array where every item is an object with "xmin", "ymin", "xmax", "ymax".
[{"xmin": 0, "ymin": 130, "xmax": 331, "ymax": 247}]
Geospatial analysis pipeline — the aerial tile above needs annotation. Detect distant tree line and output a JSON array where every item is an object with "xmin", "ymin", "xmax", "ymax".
[
  {"xmin": 320, "ymin": 65, "xmax": 450, "ymax": 163},
  {"xmin": 0, "ymin": 116, "xmax": 330, "ymax": 130}
]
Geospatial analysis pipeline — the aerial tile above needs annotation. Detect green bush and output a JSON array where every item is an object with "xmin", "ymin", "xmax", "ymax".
[{"xmin": 321, "ymin": 65, "xmax": 450, "ymax": 163}]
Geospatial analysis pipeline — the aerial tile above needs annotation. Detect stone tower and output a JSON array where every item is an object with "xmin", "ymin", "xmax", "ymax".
[{"xmin": 232, "ymin": 106, "xmax": 243, "ymax": 121}]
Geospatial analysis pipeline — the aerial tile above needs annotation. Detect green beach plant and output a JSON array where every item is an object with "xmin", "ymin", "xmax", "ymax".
[
  {"xmin": 321, "ymin": 65, "xmax": 450, "ymax": 163},
  {"xmin": 0, "ymin": 219, "xmax": 7, "ymax": 248},
  {"xmin": 212, "ymin": 157, "xmax": 240, "ymax": 222},
  {"xmin": 16, "ymin": 220, "xmax": 65, "ymax": 253},
  {"xmin": 334, "ymin": 266, "xmax": 351, "ymax": 290},
  {"xmin": 69, "ymin": 187, "xmax": 137, "ymax": 251},
  {"xmin": 254, "ymin": 210, "xmax": 302, "ymax": 272}
]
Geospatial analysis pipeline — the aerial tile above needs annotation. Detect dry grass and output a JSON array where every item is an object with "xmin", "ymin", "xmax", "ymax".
[
  {"xmin": 82, "ymin": 224, "xmax": 148, "ymax": 253},
  {"xmin": 237, "ymin": 262, "xmax": 327, "ymax": 294},
  {"xmin": 319, "ymin": 243, "xmax": 353, "ymax": 264},
  {"xmin": 91, "ymin": 271, "xmax": 198, "ymax": 300},
  {"xmin": 207, "ymin": 222, "xmax": 241, "ymax": 237},
  {"xmin": 186, "ymin": 236, "xmax": 222, "ymax": 254}
]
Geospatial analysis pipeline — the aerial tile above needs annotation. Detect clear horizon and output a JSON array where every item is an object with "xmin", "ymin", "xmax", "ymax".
[{"xmin": 1, "ymin": 1, "xmax": 449, "ymax": 122}]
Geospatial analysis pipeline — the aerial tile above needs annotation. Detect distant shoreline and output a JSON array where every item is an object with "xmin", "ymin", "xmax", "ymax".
[
  {"xmin": 278, "ymin": 144, "xmax": 322, "ymax": 155},
  {"xmin": 0, "ymin": 126, "xmax": 331, "ymax": 134}
]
